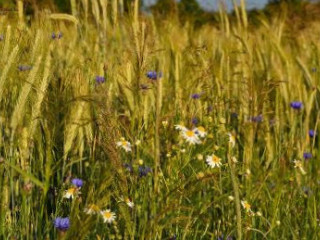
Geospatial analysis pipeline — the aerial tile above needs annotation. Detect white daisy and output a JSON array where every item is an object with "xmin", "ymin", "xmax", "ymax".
[
  {"xmin": 63, "ymin": 187, "xmax": 78, "ymax": 199},
  {"xmin": 242, "ymin": 200, "xmax": 251, "ymax": 210},
  {"xmin": 125, "ymin": 198, "xmax": 134, "ymax": 208},
  {"xmin": 194, "ymin": 126, "xmax": 207, "ymax": 138},
  {"xmin": 84, "ymin": 204, "xmax": 100, "ymax": 215},
  {"xmin": 241, "ymin": 200, "xmax": 254, "ymax": 215},
  {"xmin": 182, "ymin": 129, "xmax": 201, "ymax": 144},
  {"xmin": 116, "ymin": 138, "xmax": 132, "ymax": 152},
  {"xmin": 101, "ymin": 209, "xmax": 116, "ymax": 223},
  {"xmin": 293, "ymin": 159, "xmax": 306, "ymax": 175},
  {"xmin": 175, "ymin": 124, "xmax": 187, "ymax": 131},
  {"xmin": 206, "ymin": 154, "xmax": 222, "ymax": 168}
]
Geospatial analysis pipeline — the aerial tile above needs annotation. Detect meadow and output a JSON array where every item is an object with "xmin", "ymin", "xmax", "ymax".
[{"xmin": 0, "ymin": 0, "xmax": 320, "ymax": 239}]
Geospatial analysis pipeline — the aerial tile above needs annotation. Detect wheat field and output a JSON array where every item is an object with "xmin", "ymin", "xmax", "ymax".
[{"xmin": 0, "ymin": 0, "xmax": 320, "ymax": 239}]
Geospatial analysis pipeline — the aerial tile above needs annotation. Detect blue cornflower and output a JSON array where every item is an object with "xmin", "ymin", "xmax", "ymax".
[
  {"xmin": 169, "ymin": 235, "xmax": 177, "ymax": 240},
  {"xmin": 309, "ymin": 130, "xmax": 316, "ymax": 138},
  {"xmin": 302, "ymin": 186, "xmax": 312, "ymax": 197},
  {"xmin": 191, "ymin": 117, "xmax": 198, "ymax": 125},
  {"xmin": 217, "ymin": 235, "xmax": 233, "ymax": 240},
  {"xmin": 191, "ymin": 93, "xmax": 201, "ymax": 99},
  {"xmin": 95, "ymin": 76, "xmax": 105, "ymax": 84},
  {"xmin": 251, "ymin": 115, "xmax": 263, "ymax": 123},
  {"xmin": 51, "ymin": 32, "xmax": 56, "ymax": 39},
  {"xmin": 18, "ymin": 65, "xmax": 32, "ymax": 71},
  {"xmin": 138, "ymin": 166, "xmax": 152, "ymax": 177},
  {"xmin": 290, "ymin": 101, "xmax": 303, "ymax": 110},
  {"xmin": 231, "ymin": 112, "xmax": 238, "ymax": 119},
  {"xmin": 71, "ymin": 178, "xmax": 83, "ymax": 188},
  {"xmin": 146, "ymin": 71, "xmax": 162, "ymax": 80},
  {"xmin": 123, "ymin": 163, "xmax": 133, "ymax": 173},
  {"xmin": 303, "ymin": 152, "xmax": 312, "ymax": 160},
  {"xmin": 54, "ymin": 217, "xmax": 70, "ymax": 231}
]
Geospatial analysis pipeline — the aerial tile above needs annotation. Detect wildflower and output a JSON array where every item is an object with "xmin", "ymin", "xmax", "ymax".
[
  {"xmin": 191, "ymin": 93, "xmax": 201, "ymax": 99},
  {"xmin": 241, "ymin": 200, "xmax": 252, "ymax": 212},
  {"xmin": 84, "ymin": 204, "xmax": 100, "ymax": 215},
  {"xmin": 63, "ymin": 187, "xmax": 78, "ymax": 199},
  {"xmin": 138, "ymin": 159, "xmax": 144, "ymax": 165},
  {"xmin": 182, "ymin": 128, "xmax": 201, "ymax": 144},
  {"xmin": 124, "ymin": 198, "xmax": 134, "ymax": 208},
  {"xmin": 138, "ymin": 166, "xmax": 152, "ymax": 177},
  {"xmin": 290, "ymin": 101, "xmax": 303, "ymax": 110},
  {"xmin": 302, "ymin": 186, "xmax": 313, "ymax": 197},
  {"xmin": 196, "ymin": 154, "xmax": 203, "ymax": 160},
  {"xmin": 57, "ymin": 32, "xmax": 63, "ymax": 39},
  {"xmin": 228, "ymin": 196, "xmax": 234, "ymax": 201},
  {"xmin": 309, "ymin": 130, "xmax": 316, "ymax": 138},
  {"xmin": 100, "ymin": 209, "xmax": 116, "ymax": 224},
  {"xmin": 95, "ymin": 76, "xmax": 105, "ymax": 84},
  {"xmin": 51, "ymin": 32, "xmax": 56, "ymax": 39},
  {"xmin": 194, "ymin": 126, "xmax": 207, "ymax": 138},
  {"xmin": 123, "ymin": 163, "xmax": 133, "ymax": 173},
  {"xmin": 256, "ymin": 211, "xmax": 262, "ymax": 217},
  {"xmin": 166, "ymin": 153, "xmax": 171, "ymax": 158},
  {"xmin": 174, "ymin": 124, "xmax": 187, "ymax": 131},
  {"xmin": 135, "ymin": 140, "xmax": 141, "ymax": 146},
  {"xmin": 71, "ymin": 178, "xmax": 83, "ymax": 188},
  {"xmin": 276, "ymin": 220, "xmax": 281, "ymax": 226},
  {"xmin": 231, "ymin": 156, "xmax": 238, "ymax": 163},
  {"xmin": 116, "ymin": 138, "xmax": 132, "ymax": 152},
  {"xmin": 206, "ymin": 154, "xmax": 222, "ymax": 168},
  {"xmin": 18, "ymin": 65, "xmax": 32, "ymax": 71},
  {"xmin": 303, "ymin": 152, "xmax": 312, "ymax": 160},
  {"xmin": 228, "ymin": 133, "xmax": 236, "ymax": 148},
  {"xmin": 169, "ymin": 235, "xmax": 177, "ymax": 240},
  {"xmin": 231, "ymin": 112, "xmax": 238, "ymax": 119},
  {"xmin": 146, "ymin": 71, "xmax": 162, "ymax": 80},
  {"xmin": 197, "ymin": 171, "xmax": 204, "ymax": 179},
  {"xmin": 251, "ymin": 115, "xmax": 263, "ymax": 123},
  {"xmin": 54, "ymin": 217, "xmax": 70, "ymax": 231},
  {"xmin": 191, "ymin": 117, "xmax": 198, "ymax": 125},
  {"xmin": 162, "ymin": 120, "xmax": 168, "ymax": 127},
  {"xmin": 180, "ymin": 148, "xmax": 186, "ymax": 153},
  {"xmin": 293, "ymin": 159, "xmax": 306, "ymax": 175}
]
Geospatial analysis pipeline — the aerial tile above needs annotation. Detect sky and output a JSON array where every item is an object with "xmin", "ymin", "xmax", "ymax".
[{"xmin": 143, "ymin": 0, "xmax": 270, "ymax": 11}]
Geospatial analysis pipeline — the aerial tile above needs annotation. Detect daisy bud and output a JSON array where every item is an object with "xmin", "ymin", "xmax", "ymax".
[{"xmin": 197, "ymin": 154, "xmax": 203, "ymax": 160}]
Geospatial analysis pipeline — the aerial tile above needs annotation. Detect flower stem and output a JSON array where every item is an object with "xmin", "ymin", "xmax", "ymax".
[{"xmin": 228, "ymin": 148, "xmax": 242, "ymax": 240}]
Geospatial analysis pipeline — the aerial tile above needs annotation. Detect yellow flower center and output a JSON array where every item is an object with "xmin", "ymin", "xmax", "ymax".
[
  {"xmin": 186, "ymin": 131, "xmax": 195, "ymax": 137},
  {"xmin": 121, "ymin": 141, "xmax": 127, "ymax": 146},
  {"xmin": 197, "ymin": 126, "xmax": 205, "ymax": 132},
  {"xmin": 104, "ymin": 212, "xmax": 112, "ymax": 219},
  {"xmin": 67, "ymin": 187, "xmax": 76, "ymax": 194},
  {"xmin": 212, "ymin": 156, "xmax": 220, "ymax": 163},
  {"xmin": 243, "ymin": 202, "xmax": 251, "ymax": 210}
]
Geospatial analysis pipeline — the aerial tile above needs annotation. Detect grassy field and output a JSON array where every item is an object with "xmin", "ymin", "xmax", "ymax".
[{"xmin": 1, "ymin": 0, "xmax": 320, "ymax": 239}]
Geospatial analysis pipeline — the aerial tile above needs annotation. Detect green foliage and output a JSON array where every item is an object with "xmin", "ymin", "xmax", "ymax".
[{"xmin": 1, "ymin": 1, "xmax": 320, "ymax": 239}]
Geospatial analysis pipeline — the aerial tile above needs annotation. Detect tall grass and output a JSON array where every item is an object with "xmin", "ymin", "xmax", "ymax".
[{"xmin": 0, "ymin": 1, "xmax": 320, "ymax": 239}]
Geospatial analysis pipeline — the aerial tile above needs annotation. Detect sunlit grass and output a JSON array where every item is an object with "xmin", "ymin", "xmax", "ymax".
[{"xmin": 0, "ymin": 1, "xmax": 320, "ymax": 239}]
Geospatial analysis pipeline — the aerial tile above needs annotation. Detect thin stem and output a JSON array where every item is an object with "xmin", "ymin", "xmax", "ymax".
[{"xmin": 228, "ymin": 146, "xmax": 242, "ymax": 240}]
